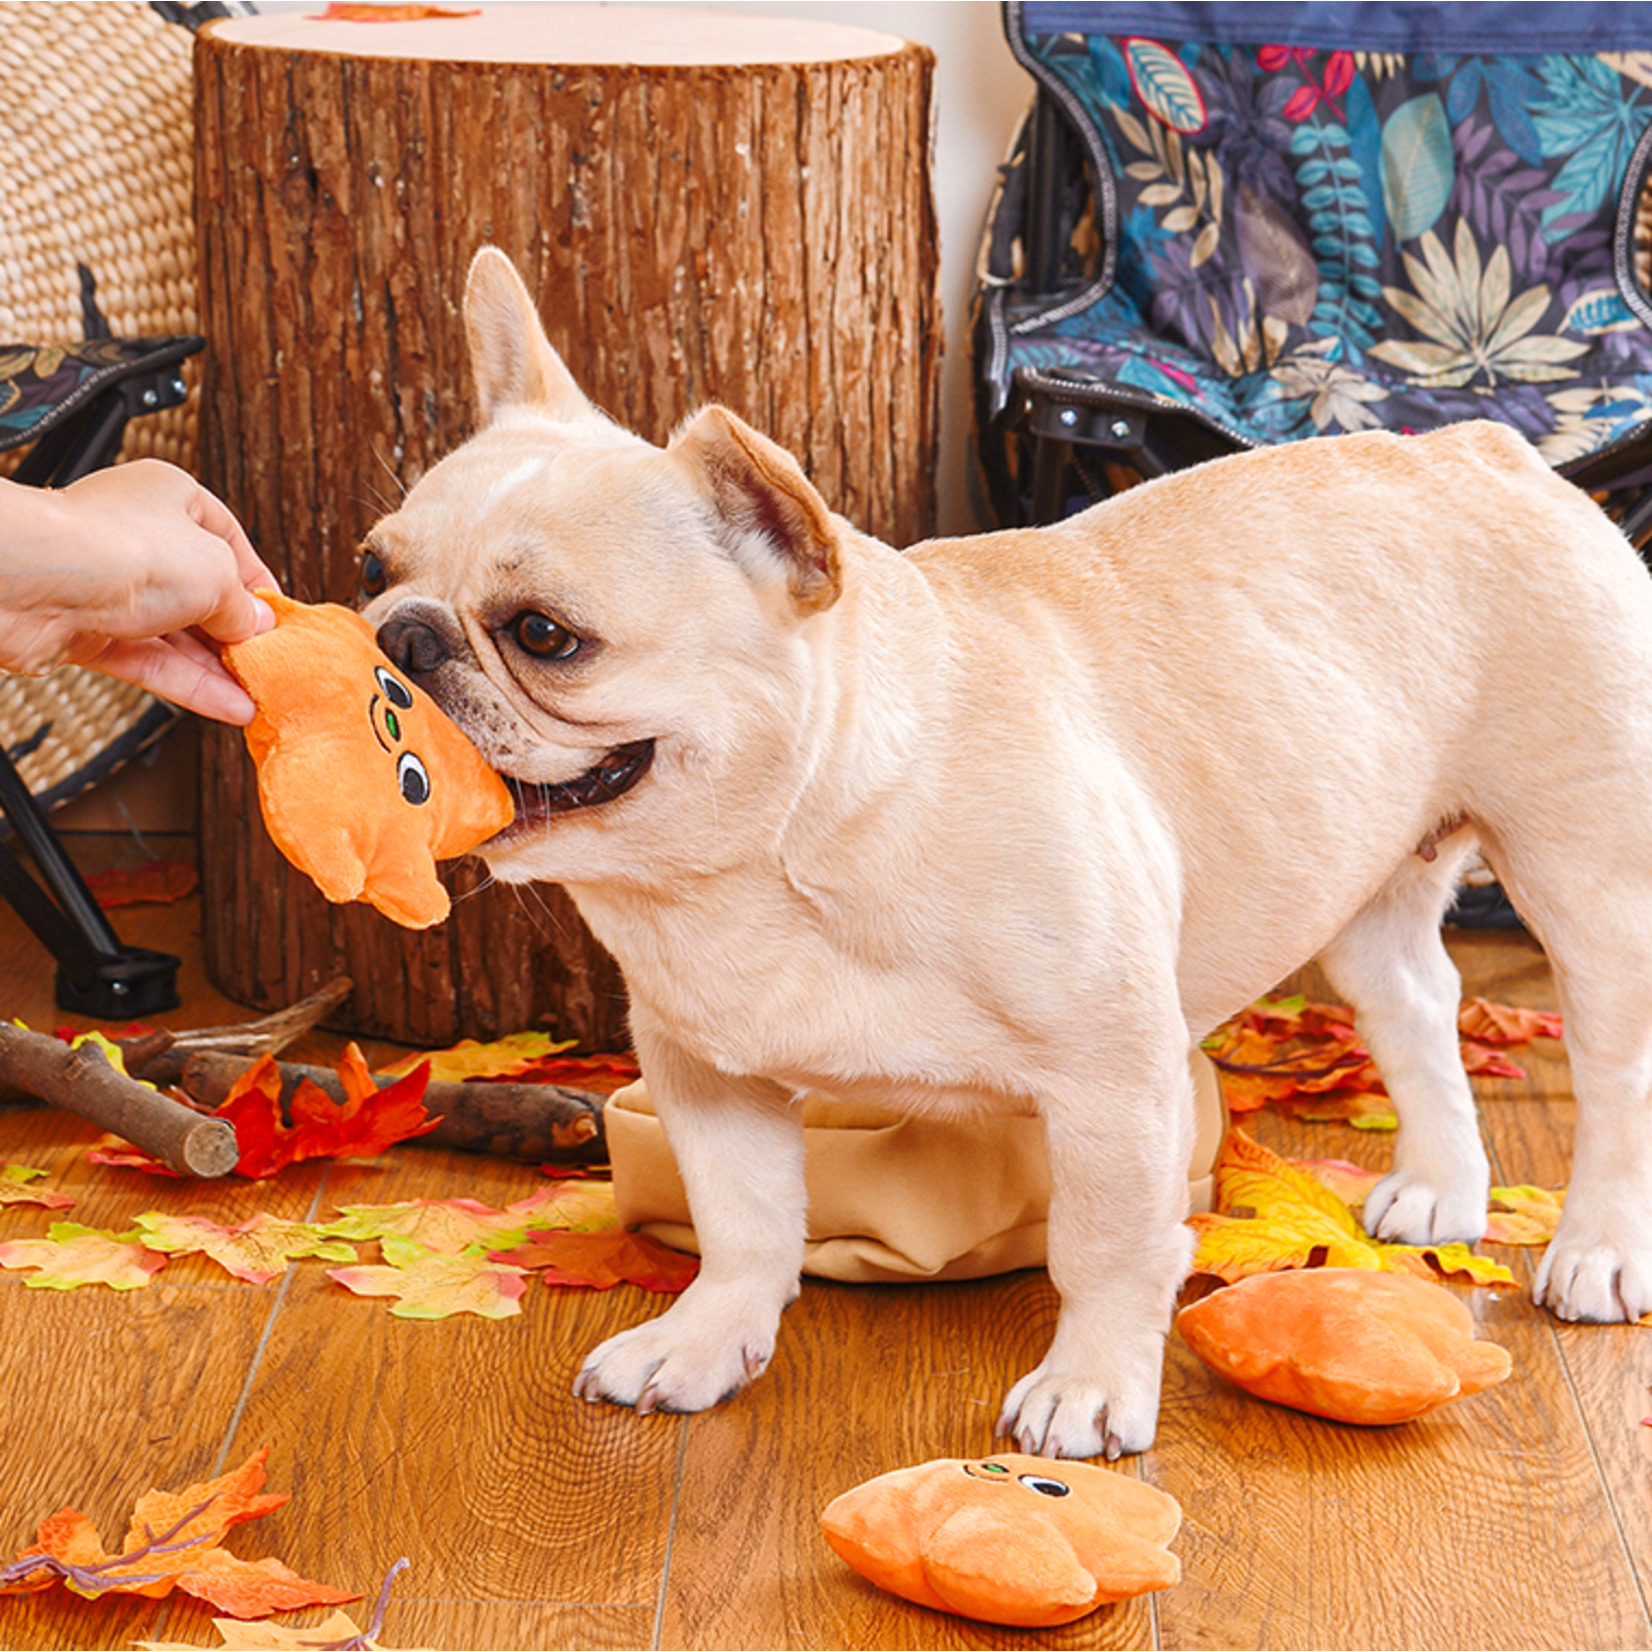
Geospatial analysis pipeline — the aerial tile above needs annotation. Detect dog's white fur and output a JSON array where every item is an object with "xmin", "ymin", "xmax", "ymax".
[{"xmin": 363, "ymin": 249, "xmax": 1652, "ymax": 1458}]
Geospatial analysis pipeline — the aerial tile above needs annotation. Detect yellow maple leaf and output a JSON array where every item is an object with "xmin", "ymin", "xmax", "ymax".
[
  {"xmin": 1188, "ymin": 1131, "xmax": 1517, "ymax": 1288},
  {"xmin": 378, "ymin": 1032, "xmax": 577, "ymax": 1083}
]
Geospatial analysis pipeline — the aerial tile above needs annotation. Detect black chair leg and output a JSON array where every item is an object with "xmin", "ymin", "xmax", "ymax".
[{"xmin": 0, "ymin": 748, "xmax": 179, "ymax": 1018}]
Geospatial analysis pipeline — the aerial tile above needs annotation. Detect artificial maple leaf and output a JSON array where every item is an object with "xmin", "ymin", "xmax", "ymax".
[
  {"xmin": 0, "ymin": 1448, "xmax": 358, "ymax": 1617},
  {"xmin": 501, "ymin": 1050, "xmax": 641, "ymax": 1094},
  {"xmin": 378, "ymin": 1031, "xmax": 577, "ymax": 1083},
  {"xmin": 321, "ymin": 1181, "xmax": 614, "ymax": 1254},
  {"xmin": 491, "ymin": 1228, "xmax": 700, "ymax": 1293},
  {"xmin": 378, "ymin": 1036, "xmax": 641, "ymax": 1095},
  {"xmin": 218, "ymin": 1046, "xmax": 440, "ymax": 1179},
  {"xmin": 1484, "ymin": 1184, "xmax": 1567, "ymax": 1247},
  {"xmin": 1187, "ymin": 1131, "xmax": 1516, "ymax": 1288},
  {"xmin": 327, "ymin": 1235, "xmax": 529, "ymax": 1320},
  {"xmin": 320, "ymin": 1, "xmax": 480, "ymax": 18},
  {"xmin": 1205, "ymin": 994, "xmax": 1559, "ymax": 1126},
  {"xmin": 1458, "ymin": 997, "xmax": 1563, "ymax": 1045},
  {"xmin": 85, "ymin": 1138, "xmax": 183, "ymax": 1178},
  {"xmin": 137, "ymin": 1610, "xmax": 377, "ymax": 1650},
  {"xmin": 137, "ymin": 1557, "xmax": 409, "ymax": 1649},
  {"xmin": 83, "ymin": 859, "xmax": 198, "ymax": 909},
  {"xmin": 0, "ymin": 1163, "xmax": 74, "ymax": 1212},
  {"xmin": 133, "ymin": 1212, "xmax": 359, "ymax": 1285},
  {"xmin": 1458, "ymin": 1042, "xmax": 1530, "ymax": 1080},
  {"xmin": 1293, "ymin": 1157, "xmax": 1384, "ymax": 1209},
  {"xmin": 0, "ymin": 1222, "xmax": 167, "ymax": 1291}
]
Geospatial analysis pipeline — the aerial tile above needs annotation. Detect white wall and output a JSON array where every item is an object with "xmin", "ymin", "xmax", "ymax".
[{"xmin": 259, "ymin": 0, "xmax": 1036, "ymax": 533}]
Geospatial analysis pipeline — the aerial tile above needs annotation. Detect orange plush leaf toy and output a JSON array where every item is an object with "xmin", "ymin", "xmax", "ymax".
[
  {"xmin": 222, "ymin": 593, "xmax": 513, "ymax": 928},
  {"xmin": 1177, "ymin": 1267, "xmax": 1513, "ymax": 1426},
  {"xmin": 821, "ymin": 1453, "xmax": 1181, "ymax": 1628}
]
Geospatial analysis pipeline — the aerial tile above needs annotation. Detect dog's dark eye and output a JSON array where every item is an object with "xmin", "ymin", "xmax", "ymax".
[
  {"xmin": 397, "ymin": 751, "xmax": 431, "ymax": 806},
  {"xmin": 1018, "ymin": 1475, "xmax": 1071, "ymax": 1498},
  {"xmin": 360, "ymin": 549, "xmax": 387, "ymax": 598},
  {"xmin": 511, "ymin": 611, "xmax": 581, "ymax": 661}
]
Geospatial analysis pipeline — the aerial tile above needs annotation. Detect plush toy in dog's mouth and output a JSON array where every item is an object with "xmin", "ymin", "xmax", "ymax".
[{"xmin": 499, "ymin": 738, "xmax": 656, "ymax": 826}]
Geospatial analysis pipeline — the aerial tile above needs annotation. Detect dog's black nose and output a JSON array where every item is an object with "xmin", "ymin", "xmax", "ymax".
[{"xmin": 376, "ymin": 610, "xmax": 455, "ymax": 678}]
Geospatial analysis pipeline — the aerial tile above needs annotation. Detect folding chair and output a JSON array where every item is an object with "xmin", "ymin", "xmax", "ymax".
[
  {"xmin": 975, "ymin": 1, "xmax": 1652, "ymax": 539},
  {"xmin": 0, "ymin": 1, "xmax": 242, "ymax": 1018}
]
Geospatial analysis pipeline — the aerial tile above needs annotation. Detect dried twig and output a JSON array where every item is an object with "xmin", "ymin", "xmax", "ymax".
[
  {"xmin": 176, "ymin": 1051, "xmax": 607, "ymax": 1163},
  {"xmin": 123, "ymin": 976, "xmax": 355, "ymax": 1086},
  {"xmin": 0, "ymin": 1024, "xmax": 237, "ymax": 1178}
]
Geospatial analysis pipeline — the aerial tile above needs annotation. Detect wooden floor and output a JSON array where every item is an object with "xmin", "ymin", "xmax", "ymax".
[{"xmin": 0, "ymin": 832, "xmax": 1649, "ymax": 1651}]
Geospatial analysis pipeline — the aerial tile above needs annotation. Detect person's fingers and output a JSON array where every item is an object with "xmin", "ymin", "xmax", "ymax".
[
  {"xmin": 187, "ymin": 479, "xmax": 279, "ymax": 594},
  {"xmin": 85, "ymin": 635, "xmax": 258, "ymax": 725},
  {"xmin": 189, "ymin": 575, "xmax": 276, "ymax": 646}
]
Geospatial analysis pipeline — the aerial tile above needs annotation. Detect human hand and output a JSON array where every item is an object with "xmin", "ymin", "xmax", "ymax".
[{"xmin": 0, "ymin": 461, "xmax": 279, "ymax": 723}]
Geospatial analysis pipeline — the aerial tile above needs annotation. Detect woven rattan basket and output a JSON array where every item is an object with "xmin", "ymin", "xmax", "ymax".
[
  {"xmin": 0, "ymin": 2, "xmax": 199, "ymax": 471},
  {"xmin": 0, "ymin": 2, "xmax": 202, "ymax": 814}
]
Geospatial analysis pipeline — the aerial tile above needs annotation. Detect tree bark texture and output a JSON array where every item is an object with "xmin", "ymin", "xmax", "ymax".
[{"xmin": 192, "ymin": 9, "xmax": 940, "ymax": 1049}]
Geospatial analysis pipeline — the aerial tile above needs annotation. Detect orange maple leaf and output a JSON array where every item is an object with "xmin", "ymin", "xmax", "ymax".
[
  {"xmin": 490, "ymin": 1228, "xmax": 700, "ymax": 1293},
  {"xmin": 1458, "ymin": 997, "xmax": 1563, "ymax": 1045},
  {"xmin": 0, "ymin": 1448, "xmax": 358, "ymax": 1617}
]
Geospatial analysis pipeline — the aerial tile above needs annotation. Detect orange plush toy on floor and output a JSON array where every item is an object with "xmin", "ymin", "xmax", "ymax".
[
  {"xmin": 222, "ymin": 593, "xmax": 513, "ymax": 929},
  {"xmin": 1177, "ymin": 1268, "xmax": 1513, "ymax": 1425},
  {"xmin": 821, "ymin": 1453, "xmax": 1181, "ymax": 1628}
]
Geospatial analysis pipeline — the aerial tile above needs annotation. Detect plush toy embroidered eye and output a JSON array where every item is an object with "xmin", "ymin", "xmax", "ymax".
[
  {"xmin": 821, "ymin": 1452, "xmax": 1181, "ymax": 1627},
  {"xmin": 222, "ymin": 592, "xmax": 514, "ymax": 929}
]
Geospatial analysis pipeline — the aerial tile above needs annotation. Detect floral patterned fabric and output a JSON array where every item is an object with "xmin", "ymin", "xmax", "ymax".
[
  {"xmin": 987, "ymin": 1, "xmax": 1652, "ymax": 467},
  {"xmin": 0, "ymin": 336, "xmax": 198, "ymax": 454}
]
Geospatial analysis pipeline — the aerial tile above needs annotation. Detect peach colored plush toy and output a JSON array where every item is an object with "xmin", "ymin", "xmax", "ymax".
[
  {"xmin": 222, "ymin": 593, "xmax": 513, "ymax": 929},
  {"xmin": 1177, "ymin": 1268, "xmax": 1513, "ymax": 1425},
  {"xmin": 821, "ymin": 1453, "xmax": 1181, "ymax": 1628}
]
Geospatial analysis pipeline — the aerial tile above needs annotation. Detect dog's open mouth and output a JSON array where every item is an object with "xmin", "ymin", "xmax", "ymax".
[{"xmin": 499, "ymin": 739, "xmax": 655, "ymax": 827}]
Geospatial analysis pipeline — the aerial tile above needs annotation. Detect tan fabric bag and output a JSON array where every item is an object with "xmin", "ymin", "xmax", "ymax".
[{"xmin": 607, "ymin": 1052, "xmax": 1227, "ymax": 1284}]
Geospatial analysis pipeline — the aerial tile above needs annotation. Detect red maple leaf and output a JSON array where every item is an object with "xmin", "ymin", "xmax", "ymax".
[{"xmin": 222, "ymin": 1046, "xmax": 441, "ymax": 1179}]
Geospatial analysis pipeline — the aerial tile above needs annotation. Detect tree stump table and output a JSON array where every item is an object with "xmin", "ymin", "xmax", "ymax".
[{"xmin": 193, "ymin": 5, "xmax": 940, "ymax": 1048}]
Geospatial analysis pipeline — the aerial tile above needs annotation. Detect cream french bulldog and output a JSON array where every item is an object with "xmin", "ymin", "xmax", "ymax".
[{"xmin": 361, "ymin": 247, "xmax": 1652, "ymax": 1458}]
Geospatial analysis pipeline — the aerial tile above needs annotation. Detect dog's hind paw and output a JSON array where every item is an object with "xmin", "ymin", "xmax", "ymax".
[
  {"xmin": 1362, "ymin": 1168, "xmax": 1488, "ymax": 1247},
  {"xmin": 1535, "ymin": 1230, "xmax": 1652, "ymax": 1324},
  {"xmin": 995, "ymin": 1361, "xmax": 1161, "ymax": 1461},
  {"xmin": 573, "ymin": 1286, "xmax": 780, "ymax": 1415}
]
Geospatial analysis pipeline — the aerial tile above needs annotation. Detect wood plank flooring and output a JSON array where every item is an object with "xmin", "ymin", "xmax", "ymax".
[{"xmin": 0, "ymin": 835, "xmax": 1647, "ymax": 1650}]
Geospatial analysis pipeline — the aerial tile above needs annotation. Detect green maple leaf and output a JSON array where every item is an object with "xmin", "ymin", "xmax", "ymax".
[
  {"xmin": 0, "ymin": 1223, "xmax": 166, "ymax": 1291},
  {"xmin": 0, "ymin": 1164, "xmax": 73, "ymax": 1212},
  {"xmin": 132, "ymin": 1211, "xmax": 359, "ymax": 1284},
  {"xmin": 321, "ymin": 1182, "xmax": 615, "ymax": 1255},
  {"xmin": 326, "ymin": 1236, "xmax": 529, "ymax": 1320}
]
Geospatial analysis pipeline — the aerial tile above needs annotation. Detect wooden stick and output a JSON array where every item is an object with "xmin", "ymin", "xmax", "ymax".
[
  {"xmin": 124, "ymin": 976, "xmax": 355, "ymax": 1087},
  {"xmin": 176, "ymin": 1051, "xmax": 607, "ymax": 1163},
  {"xmin": 0, "ymin": 1023, "xmax": 239, "ymax": 1178}
]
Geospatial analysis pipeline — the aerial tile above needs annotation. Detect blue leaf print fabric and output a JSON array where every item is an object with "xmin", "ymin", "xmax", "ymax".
[{"xmin": 990, "ymin": 10, "xmax": 1652, "ymax": 466}]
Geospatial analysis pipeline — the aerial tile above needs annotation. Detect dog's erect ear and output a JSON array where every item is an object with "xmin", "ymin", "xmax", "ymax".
[
  {"xmin": 465, "ymin": 247, "xmax": 594, "ymax": 424},
  {"xmin": 671, "ymin": 406, "xmax": 843, "ymax": 614}
]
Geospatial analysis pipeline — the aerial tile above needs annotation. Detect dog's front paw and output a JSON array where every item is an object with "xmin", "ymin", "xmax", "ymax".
[
  {"xmin": 1362, "ymin": 1167, "xmax": 1488, "ymax": 1247},
  {"xmin": 573, "ymin": 1286, "xmax": 781, "ymax": 1415},
  {"xmin": 1535, "ymin": 1207, "xmax": 1652, "ymax": 1323},
  {"xmin": 995, "ymin": 1349, "xmax": 1162, "ymax": 1461}
]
